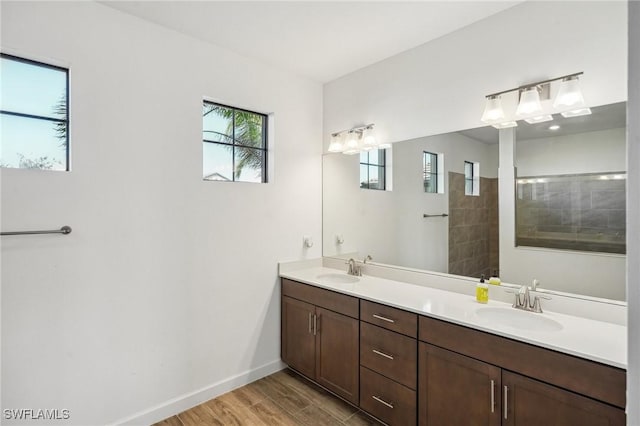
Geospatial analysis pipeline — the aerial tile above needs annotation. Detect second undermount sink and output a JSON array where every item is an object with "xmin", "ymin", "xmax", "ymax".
[
  {"xmin": 475, "ymin": 307, "xmax": 563, "ymax": 332},
  {"xmin": 316, "ymin": 273, "xmax": 360, "ymax": 284}
]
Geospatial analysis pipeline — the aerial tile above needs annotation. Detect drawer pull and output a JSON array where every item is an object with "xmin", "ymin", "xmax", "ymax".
[
  {"xmin": 372, "ymin": 349, "xmax": 394, "ymax": 360},
  {"xmin": 372, "ymin": 314, "xmax": 395, "ymax": 323},
  {"xmin": 372, "ymin": 395, "xmax": 394, "ymax": 409},
  {"xmin": 308, "ymin": 312, "xmax": 312, "ymax": 334}
]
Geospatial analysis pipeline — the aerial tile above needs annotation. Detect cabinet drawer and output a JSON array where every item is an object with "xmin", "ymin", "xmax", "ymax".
[
  {"xmin": 360, "ymin": 322, "xmax": 417, "ymax": 389},
  {"xmin": 361, "ymin": 300, "xmax": 417, "ymax": 337},
  {"xmin": 282, "ymin": 279, "xmax": 359, "ymax": 318},
  {"xmin": 360, "ymin": 366, "xmax": 416, "ymax": 425}
]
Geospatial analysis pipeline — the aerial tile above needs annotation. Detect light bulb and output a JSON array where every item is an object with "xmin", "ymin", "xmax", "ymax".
[
  {"xmin": 328, "ymin": 134, "xmax": 344, "ymax": 153},
  {"xmin": 481, "ymin": 96, "xmax": 505, "ymax": 123},
  {"xmin": 516, "ymin": 87, "xmax": 543, "ymax": 116},
  {"xmin": 554, "ymin": 76, "xmax": 585, "ymax": 109}
]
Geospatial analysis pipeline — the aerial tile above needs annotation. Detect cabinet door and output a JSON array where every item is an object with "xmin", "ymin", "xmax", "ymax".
[
  {"xmin": 281, "ymin": 296, "xmax": 316, "ymax": 379},
  {"xmin": 502, "ymin": 371, "xmax": 625, "ymax": 426},
  {"xmin": 315, "ymin": 307, "xmax": 359, "ymax": 404},
  {"xmin": 419, "ymin": 343, "xmax": 501, "ymax": 426}
]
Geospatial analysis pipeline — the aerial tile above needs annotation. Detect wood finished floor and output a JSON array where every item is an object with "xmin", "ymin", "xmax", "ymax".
[{"xmin": 153, "ymin": 369, "xmax": 384, "ymax": 426}]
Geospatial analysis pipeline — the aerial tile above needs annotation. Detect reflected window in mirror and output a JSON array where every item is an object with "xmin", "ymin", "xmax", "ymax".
[
  {"xmin": 464, "ymin": 161, "xmax": 480, "ymax": 196},
  {"xmin": 423, "ymin": 151, "xmax": 444, "ymax": 194},
  {"xmin": 360, "ymin": 149, "xmax": 386, "ymax": 190}
]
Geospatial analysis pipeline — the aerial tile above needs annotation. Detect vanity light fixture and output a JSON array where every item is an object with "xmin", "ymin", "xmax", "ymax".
[
  {"xmin": 481, "ymin": 72, "xmax": 590, "ymax": 128},
  {"xmin": 329, "ymin": 124, "xmax": 382, "ymax": 154}
]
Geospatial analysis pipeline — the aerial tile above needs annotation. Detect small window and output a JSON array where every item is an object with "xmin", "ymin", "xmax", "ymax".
[
  {"xmin": 0, "ymin": 53, "xmax": 69, "ymax": 171},
  {"xmin": 424, "ymin": 151, "xmax": 443, "ymax": 193},
  {"xmin": 203, "ymin": 101, "xmax": 268, "ymax": 183},
  {"xmin": 360, "ymin": 149, "xmax": 386, "ymax": 190},
  {"xmin": 465, "ymin": 160, "xmax": 480, "ymax": 196}
]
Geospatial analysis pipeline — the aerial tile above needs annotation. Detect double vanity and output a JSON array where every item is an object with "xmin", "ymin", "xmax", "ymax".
[{"xmin": 279, "ymin": 261, "xmax": 626, "ymax": 425}]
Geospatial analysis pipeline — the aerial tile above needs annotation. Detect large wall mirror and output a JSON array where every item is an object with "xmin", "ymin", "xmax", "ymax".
[{"xmin": 323, "ymin": 102, "xmax": 627, "ymax": 302}]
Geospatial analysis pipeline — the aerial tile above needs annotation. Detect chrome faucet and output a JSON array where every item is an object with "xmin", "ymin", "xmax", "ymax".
[
  {"xmin": 346, "ymin": 258, "xmax": 361, "ymax": 276},
  {"xmin": 509, "ymin": 279, "xmax": 551, "ymax": 313},
  {"xmin": 346, "ymin": 255, "xmax": 372, "ymax": 276}
]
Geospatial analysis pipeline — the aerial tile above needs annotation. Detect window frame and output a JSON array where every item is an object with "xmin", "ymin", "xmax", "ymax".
[
  {"xmin": 360, "ymin": 149, "xmax": 386, "ymax": 190},
  {"xmin": 464, "ymin": 160, "xmax": 480, "ymax": 196},
  {"xmin": 423, "ymin": 151, "xmax": 439, "ymax": 193},
  {"xmin": 202, "ymin": 100, "xmax": 268, "ymax": 183},
  {"xmin": 0, "ymin": 52, "xmax": 70, "ymax": 171}
]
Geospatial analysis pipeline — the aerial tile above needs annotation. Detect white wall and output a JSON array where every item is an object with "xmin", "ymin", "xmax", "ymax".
[
  {"xmin": 323, "ymin": 132, "xmax": 497, "ymax": 272},
  {"xmin": 516, "ymin": 127, "xmax": 626, "ymax": 176},
  {"xmin": 499, "ymin": 128, "xmax": 627, "ymax": 301},
  {"xmin": 0, "ymin": 2, "xmax": 322, "ymax": 425},
  {"xmin": 627, "ymin": 1, "xmax": 639, "ymax": 423},
  {"xmin": 323, "ymin": 1, "xmax": 627, "ymax": 149}
]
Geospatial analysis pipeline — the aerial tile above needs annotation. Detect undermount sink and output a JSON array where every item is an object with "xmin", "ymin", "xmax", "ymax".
[
  {"xmin": 475, "ymin": 307, "xmax": 563, "ymax": 332},
  {"xmin": 316, "ymin": 273, "xmax": 360, "ymax": 284}
]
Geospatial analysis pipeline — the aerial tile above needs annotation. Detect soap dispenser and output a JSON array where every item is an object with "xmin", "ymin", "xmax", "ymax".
[{"xmin": 476, "ymin": 274, "xmax": 489, "ymax": 304}]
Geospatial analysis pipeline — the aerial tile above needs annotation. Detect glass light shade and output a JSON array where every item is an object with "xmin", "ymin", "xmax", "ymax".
[
  {"xmin": 516, "ymin": 87, "xmax": 543, "ymax": 116},
  {"xmin": 378, "ymin": 143, "xmax": 392, "ymax": 149},
  {"xmin": 553, "ymin": 76, "xmax": 585, "ymax": 109},
  {"xmin": 343, "ymin": 149, "xmax": 360, "ymax": 155},
  {"xmin": 491, "ymin": 121, "xmax": 518, "ymax": 129},
  {"xmin": 345, "ymin": 132, "xmax": 359, "ymax": 150},
  {"xmin": 524, "ymin": 115, "xmax": 553, "ymax": 124},
  {"xmin": 362, "ymin": 128, "xmax": 377, "ymax": 149},
  {"xmin": 561, "ymin": 107, "xmax": 592, "ymax": 118},
  {"xmin": 328, "ymin": 134, "xmax": 344, "ymax": 153},
  {"xmin": 481, "ymin": 96, "xmax": 505, "ymax": 123}
]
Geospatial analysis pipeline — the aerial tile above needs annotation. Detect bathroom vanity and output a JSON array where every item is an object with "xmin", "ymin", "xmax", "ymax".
[{"xmin": 280, "ymin": 266, "xmax": 626, "ymax": 426}]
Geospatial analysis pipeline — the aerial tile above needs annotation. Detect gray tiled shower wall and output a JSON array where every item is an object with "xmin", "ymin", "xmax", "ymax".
[
  {"xmin": 515, "ymin": 174, "xmax": 626, "ymax": 254},
  {"xmin": 448, "ymin": 172, "xmax": 499, "ymax": 279}
]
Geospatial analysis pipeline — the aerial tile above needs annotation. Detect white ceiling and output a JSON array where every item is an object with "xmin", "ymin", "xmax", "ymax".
[{"xmin": 101, "ymin": 1, "xmax": 521, "ymax": 83}]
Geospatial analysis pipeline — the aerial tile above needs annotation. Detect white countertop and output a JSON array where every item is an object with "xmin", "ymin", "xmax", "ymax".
[{"xmin": 280, "ymin": 266, "xmax": 627, "ymax": 369}]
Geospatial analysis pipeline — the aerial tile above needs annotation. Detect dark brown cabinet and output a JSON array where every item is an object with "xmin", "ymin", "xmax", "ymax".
[
  {"xmin": 502, "ymin": 371, "xmax": 625, "ymax": 426},
  {"xmin": 418, "ymin": 316, "xmax": 626, "ymax": 426},
  {"xmin": 281, "ymin": 279, "xmax": 626, "ymax": 426},
  {"xmin": 315, "ymin": 307, "xmax": 359, "ymax": 403},
  {"xmin": 419, "ymin": 343, "xmax": 501, "ymax": 426},
  {"xmin": 281, "ymin": 279, "xmax": 359, "ymax": 405}
]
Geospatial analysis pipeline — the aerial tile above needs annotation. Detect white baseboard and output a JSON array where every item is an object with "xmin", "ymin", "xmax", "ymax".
[{"xmin": 111, "ymin": 359, "xmax": 286, "ymax": 426}]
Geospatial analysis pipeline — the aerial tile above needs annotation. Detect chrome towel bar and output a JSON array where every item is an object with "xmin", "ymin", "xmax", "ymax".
[
  {"xmin": 423, "ymin": 213, "xmax": 448, "ymax": 218},
  {"xmin": 1, "ymin": 226, "xmax": 72, "ymax": 236}
]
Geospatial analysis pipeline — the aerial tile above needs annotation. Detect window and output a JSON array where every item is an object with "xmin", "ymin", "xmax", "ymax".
[
  {"xmin": 0, "ymin": 53, "xmax": 69, "ymax": 170},
  {"xmin": 423, "ymin": 151, "xmax": 438, "ymax": 193},
  {"xmin": 360, "ymin": 149, "xmax": 386, "ymax": 190},
  {"xmin": 202, "ymin": 101, "xmax": 268, "ymax": 183},
  {"xmin": 465, "ymin": 160, "xmax": 480, "ymax": 196}
]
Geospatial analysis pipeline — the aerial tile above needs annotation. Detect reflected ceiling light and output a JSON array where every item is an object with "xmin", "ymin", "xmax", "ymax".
[
  {"xmin": 549, "ymin": 125, "xmax": 560, "ymax": 130},
  {"xmin": 481, "ymin": 95, "xmax": 505, "ymax": 124},
  {"xmin": 516, "ymin": 87, "xmax": 543, "ymax": 117},
  {"xmin": 328, "ymin": 124, "xmax": 381, "ymax": 155},
  {"xmin": 481, "ymin": 71, "xmax": 587, "ymax": 128},
  {"xmin": 553, "ymin": 75, "xmax": 585, "ymax": 109},
  {"xmin": 524, "ymin": 114, "xmax": 553, "ymax": 124},
  {"xmin": 561, "ymin": 107, "xmax": 592, "ymax": 118}
]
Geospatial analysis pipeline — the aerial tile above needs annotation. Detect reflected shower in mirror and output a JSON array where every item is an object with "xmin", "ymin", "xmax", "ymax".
[{"xmin": 502, "ymin": 102, "xmax": 626, "ymax": 300}]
